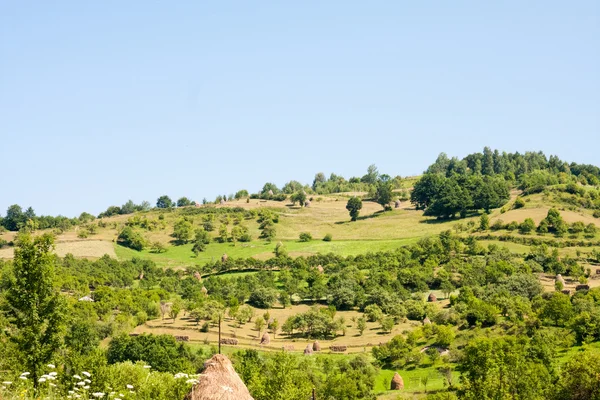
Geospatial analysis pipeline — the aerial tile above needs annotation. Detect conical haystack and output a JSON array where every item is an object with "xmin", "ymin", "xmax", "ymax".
[
  {"xmin": 188, "ymin": 354, "xmax": 254, "ymax": 400},
  {"xmin": 221, "ymin": 254, "xmax": 228, "ymax": 263},
  {"xmin": 556, "ymin": 274, "xmax": 565, "ymax": 285},
  {"xmin": 201, "ymin": 286, "xmax": 208, "ymax": 296},
  {"xmin": 316, "ymin": 265, "xmax": 324, "ymax": 274},
  {"xmin": 304, "ymin": 344, "xmax": 314, "ymax": 355},
  {"xmin": 390, "ymin": 372, "xmax": 404, "ymax": 390},
  {"xmin": 394, "ymin": 200, "xmax": 401, "ymax": 209},
  {"xmin": 423, "ymin": 316, "xmax": 432, "ymax": 325},
  {"xmin": 312, "ymin": 340, "xmax": 321, "ymax": 351},
  {"xmin": 260, "ymin": 332, "xmax": 270, "ymax": 345},
  {"xmin": 428, "ymin": 293, "xmax": 437, "ymax": 302}
]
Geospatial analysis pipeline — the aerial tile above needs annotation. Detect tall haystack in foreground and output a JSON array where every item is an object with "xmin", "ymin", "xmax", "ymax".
[
  {"xmin": 390, "ymin": 372, "xmax": 404, "ymax": 390},
  {"xmin": 187, "ymin": 354, "xmax": 254, "ymax": 400}
]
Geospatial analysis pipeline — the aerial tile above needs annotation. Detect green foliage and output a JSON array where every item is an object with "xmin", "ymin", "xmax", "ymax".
[
  {"xmin": 290, "ymin": 191, "xmax": 307, "ymax": 206},
  {"xmin": 4, "ymin": 233, "xmax": 65, "ymax": 388},
  {"xmin": 298, "ymin": 232, "xmax": 312, "ymax": 242},
  {"xmin": 479, "ymin": 213, "xmax": 489, "ymax": 230},
  {"xmin": 459, "ymin": 337, "xmax": 552, "ymax": 400},
  {"xmin": 514, "ymin": 196, "xmax": 526, "ymax": 209},
  {"xmin": 248, "ymin": 287, "xmax": 278, "ymax": 309},
  {"xmin": 107, "ymin": 334, "xmax": 198, "ymax": 373},
  {"xmin": 375, "ymin": 177, "xmax": 394, "ymax": 210},
  {"xmin": 176, "ymin": 197, "xmax": 192, "ymax": 207},
  {"xmin": 156, "ymin": 195, "xmax": 173, "ymax": 209},
  {"xmin": 172, "ymin": 218, "xmax": 193, "ymax": 244},
  {"xmin": 117, "ymin": 226, "xmax": 146, "ymax": 251},
  {"xmin": 519, "ymin": 218, "xmax": 536, "ymax": 234},
  {"xmin": 553, "ymin": 351, "xmax": 600, "ymax": 399},
  {"xmin": 346, "ymin": 196, "xmax": 363, "ymax": 221},
  {"xmin": 323, "ymin": 233, "xmax": 333, "ymax": 242}
]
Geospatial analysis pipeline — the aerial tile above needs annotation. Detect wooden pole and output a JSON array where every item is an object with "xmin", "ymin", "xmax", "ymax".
[
  {"xmin": 218, "ymin": 314, "xmax": 221, "ymax": 354},
  {"xmin": 312, "ymin": 387, "xmax": 316, "ymax": 400}
]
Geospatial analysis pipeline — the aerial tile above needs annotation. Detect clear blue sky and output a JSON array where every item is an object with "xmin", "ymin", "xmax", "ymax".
[{"xmin": 1, "ymin": 1, "xmax": 598, "ymax": 216}]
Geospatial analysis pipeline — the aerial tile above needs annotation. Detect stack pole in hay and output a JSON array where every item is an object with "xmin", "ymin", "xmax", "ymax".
[
  {"xmin": 390, "ymin": 372, "xmax": 404, "ymax": 390},
  {"xmin": 187, "ymin": 354, "xmax": 254, "ymax": 400},
  {"xmin": 312, "ymin": 340, "xmax": 321, "ymax": 351},
  {"xmin": 260, "ymin": 332, "xmax": 271, "ymax": 345},
  {"xmin": 304, "ymin": 344, "xmax": 314, "ymax": 355}
]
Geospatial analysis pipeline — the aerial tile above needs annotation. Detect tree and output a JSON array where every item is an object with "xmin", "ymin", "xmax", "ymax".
[
  {"xmin": 312, "ymin": 172, "xmax": 326, "ymax": 190},
  {"xmin": 249, "ymin": 287, "xmax": 278, "ymax": 309},
  {"xmin": 156, "ymin": 195, "xmax": 173, "ymax": 209},
  {"xmin": 361, "ymin": 164, "xmax": 379, "ymax": 185},
  {"xmin": 176, "ymin": 197, "xmax": 192, "ymax": 207},
  {"xmin": 479, "ymin": 213, "xmax": 489, "ymax": 230},
  {"xmin": 173, "ymin": 218, "xmax": 193, "ymax": 244},
  {"xmin": 346, "ymin": 197, "xmax": 363, "ymax": 221},
  {"xmin": 235, "ymin": 189, "xmax": 249, "ymax": 199},
  {"xmin": 357, "ymin": 316, "xmax": 367, "ymax": 336},
  {"xmin": 3, "ymin": 204, "xmax": 25, "ymax": 231},
  {"xmin": 410, "ymin": 174, "xmax": 445, "ymax": 210},
  {"xmin": 4, "ymin": 233, "xmax": 64, "ymax": 389},
  {"xmin": 299, "ymin": 232, "xmax": 312, "ymax": 242},
  {"xmin": 554, "ymin": 352, "xmax": 600, "ymax": 400},
  {"xmin": 375, "ymin": 178, "xmax": 394, "ymax": 210},
  {"xmin": 519, "ymin": 218, "xmax": 536, "ymax": 234},
  {"xmin": 290, "ymin": 191, "xmax": 307, "ymax": 206},
  {"xmin": 254, "ymin": 318, "xmax": 266, "ymax": 338},
  {"xmin": 117, "ymin": 226, "xmax": 146, "ymax": 251}
]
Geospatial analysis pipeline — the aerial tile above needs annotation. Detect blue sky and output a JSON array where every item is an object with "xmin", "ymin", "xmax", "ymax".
[{"xmin": 1, "ymin": 1, "xmax": 598, "ymax": 216}]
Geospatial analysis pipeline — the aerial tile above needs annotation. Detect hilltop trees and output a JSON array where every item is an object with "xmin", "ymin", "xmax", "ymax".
[
  {"xmin": 4, "ymin": 233, "xmax": 65, "ymax": 389},
  {"xmin": 346, "ymin": 197, "xmax": 363, "ymax": 221},
  {"xmin": 156, "ymin": 195, "xmax": 174, "ymax": 209}
]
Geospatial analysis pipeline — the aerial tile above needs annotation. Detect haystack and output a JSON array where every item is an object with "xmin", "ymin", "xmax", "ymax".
[
  {"xmin": 390, "ymin": 372, "xmax": 404, "ymax": 390},
  {"xmin": 187, "ymin": 354, "xmax": 254, "ymax": 400},
  {"xmin": 316, "ymin": 265, "xmax": 324, "ymax": 274},
  {"xmin": 304, "ymin": 200, "xmax": 311, "ymax": 207},
  {"xmin": 268, "ymin": 189, "xmax": 274, "ymax": 196},
  {"xmin": 193, "ymin": 272, "xmax": 202, "ymax": 281},
  {"xmin": 220, "ymin": 199, "xmax": 225, "ymax": 205},
  {"xmin": 312, "ymin": 340, "xmax": 321, "ymax": 351},
  {"xmin": 221, "ymin": 254, "xmax": 228, "ymax": 263},
  {"xmin": 304, "ymin": 345, "xmax": 314, "ymax": 355},
  {"xmin": 394, "ymin": 200, "xmax": 401, "ymax": 209},
  {"xmin": 201, "ymin": 286, "xmax": 208, "ymax": 296},
  {"xmin": 260, "ymin": 332, "xmax": 270, "ymax": 345},
  {"xmin": 555, "ymin": 274, "xmax": 565, "ymax": 285},
  {"xmin": 139, "ymin": 271, "xmax": 144, "ymax": 280},
  {"xmin": 427, "ymin": 293, "xmax": 437, "ymax": 302},
  {"xmin": 423, "ymin": 316, "xmax": 432, "ymax": 325}
]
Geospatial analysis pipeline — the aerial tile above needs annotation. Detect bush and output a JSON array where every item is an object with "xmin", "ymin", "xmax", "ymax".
[
  {"xmin": 593, "ymin": 210, "xmax": 600, "ymax": 218},
  {"xmin": 514, "ymin": 197, "xmax": 526, "ymax": 209},
  {"xmin": 519, "ymin": 218, "xmax": 536, "ymax": 234},
  {"xmin": 491, "ymin": 219, "xmax": 505, "ymax": 231},
  {"xmin": 299, "ymin": 232, "xmax": 313, "ymax": 242},
  {"xmin": 323, "ymin": 233, "xmax": 333, "ymax": 242},
  {"xmin": 200, "ymin": 321, "xmax": 210, "ymax": 332},
  {"xmin": 506, "ymin": 221, "xmax": 519, "ymax": 231},
  {"xmin": 117, "ymin": 227, "xmax": 146, "ymax": 251}
]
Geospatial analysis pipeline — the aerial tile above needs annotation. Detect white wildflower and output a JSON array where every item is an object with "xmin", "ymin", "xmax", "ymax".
[
  {"xmin": 2, "ymin": 381, "xmax": 12, "ymax": 385},
  {"xmin": 92, "ymin": 392, "xmax": 105, "ymax": 398},
  {"xmin": 73, "ymin": 375, "xmax": 82, "ymax": 380},
  {"xmin": 20, "ymin": 372, "xmax": 30, "ymax": 376},
  {"xmin": 84, "ymin": 385, "xmax": 90, "ymax": 390},
  {"xmin": 84, "ymin": 379, "xmax": 91, "ymax": 383},
  {"xmin": 49, "ymin": 372, "xmax": 58, "ymax": 377},
  {"xmin": 82, "ymin": 371, "xmax": 91, "ymax": 377},
  {"xmin": 126, "ymin": 384, "xmax": 133, "ymax": 389},
  {"xmin": 39, "ymin": 378, "xmax": 47, "ymax": 383},
  {"xmin": 47, "ymin": 364, "xmax": 56, "ymax": 369},
  {"xmin": 77, "ymin": 381, "xmax": 85, "ymax": 386},
  {"xmin": 19, "ymin": 376, "xmax": 28, "ymax": 380},
  {"xmin": 143, "ymin": 365, "xmax": 151, "ymax": 369},
  {"xmin": 50, "ymin": 383, "xmax": 57, "ymax": 387}
]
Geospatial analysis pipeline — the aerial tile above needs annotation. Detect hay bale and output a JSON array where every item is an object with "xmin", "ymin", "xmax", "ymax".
[
  {"xmin": 304, "ymin": 200, "xmax": 311, "ymax": 207},
  {"xmin": 556, "ymin": 274, "xmax": 565, "ymax": 285},
  {"xmin": 219, "ymin": 338, "xmax": 239, "ymax": 345},
  {"xmin": 423, "ymin": 316, "xmax": 432, "ymax": 325},
  {"xmin": 316, "ymin": 265, "xmax": 324, "ymax": 274},
  {"xmin": 139, "ymin": 271, "xmax": 144, "ymax": 280},
  {"xmin": 188, "ymin": 354, "xmax": 253, "ymax": 400},
  {"xmin": 562, "ymin": 289, "xmax": 572, "ymax": 296},
  {"xmin": 390, "ymin": 372, "xmax": 404, "ymax": 390},
  {"xmin": 201, "ymin": 286, "xmax": 208, "ymax": 296},
  {"xmin": 596, "ymin": 269, "xmax": 600, "ymax": 275},
  {"xmin": 427, "ymin": 293, "xmax": 437, "ymax": 302},
  {"xmin": 220, "ymin": 199, "xmax": 225, "ymax": 205},
  {"xmin": 174, "ymin": 335, "xmax": 190, "ymax": 342},
  {"xmin": 394, "ymin": 200, "xmax": 401, "ymax": 209},
  {"xmin": 576, "ymin": 284, "xmax": 590, "ymax": 291},
  {"xmin": 221, "ymin": 254, "xmax": 228, "ymax": 263},
  {"xmin": 312, "ymin": 341, "xmax": 321, "ymax": 352},
  {"xmin": 329, "ymin": 345, "xmax": 347, "ymax": 352},
  {"xmin": 194, "ymin": 272, "xmax": 202, "ymax": 281},
  {"xmin": 129, "ymin": 333, "xmax": 140, "ymax": 337},
  {"xmin": 268, "ymin": 190, "xmax": 274, "ymax": 196},
  {"xmin": 260, "ymin": 332, "xmax": 270, "ymax": 345},
  {"xmin": 304, "ymin": 345, "xmax": 314, "ymax": 356}
]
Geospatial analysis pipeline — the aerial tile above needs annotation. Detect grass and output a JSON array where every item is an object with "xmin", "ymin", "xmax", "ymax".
[{"xmin": 374, "ymin": 366, "xmax": 458, "ymax": 395}]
